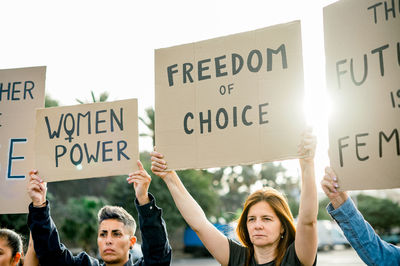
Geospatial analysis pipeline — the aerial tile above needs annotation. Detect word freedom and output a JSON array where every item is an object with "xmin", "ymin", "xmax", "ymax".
[{"xmin": 167, "ymin": 44, "xmax": 288, "ymax": 87}]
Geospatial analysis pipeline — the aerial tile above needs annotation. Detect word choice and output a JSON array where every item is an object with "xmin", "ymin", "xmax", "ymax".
[{"xmin": 183, "ymin": 103, "xmax": 269, "ymax": 134}]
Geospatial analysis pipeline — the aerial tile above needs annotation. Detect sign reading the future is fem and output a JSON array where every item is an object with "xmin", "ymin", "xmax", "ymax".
[
  {"xmin": 324, "ymin": 0, "xmax": 400, "ymax": 190},
  {"xmin": 155, "ymin": 21, "xmax": 306, "ymax": 170}
]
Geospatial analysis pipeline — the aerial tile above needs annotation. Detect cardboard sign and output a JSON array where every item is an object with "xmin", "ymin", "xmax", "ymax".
[
  {"xmin": 324, "ymin": 0, "xmax": 400, "ymax": 190},
  {"xmin": 0, "ymin": 66, "xmax": 46, "ymax": 214},
  {"xmin": 155, "ymin": 21, "xmax": 306, "ymax": 170},
  {"xmin": 35, "ymin": 99, "xmax": 138, "ymax": 182}
]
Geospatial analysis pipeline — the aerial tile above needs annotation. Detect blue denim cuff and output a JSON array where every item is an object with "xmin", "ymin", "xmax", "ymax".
[{"xmin": 326, "ymin": 197, "xmax": 357, "ymax": 222}]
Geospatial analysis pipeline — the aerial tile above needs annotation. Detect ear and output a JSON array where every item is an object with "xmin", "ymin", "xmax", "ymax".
[
  {"xmin": 13, "ymin": 252, "xmax": 21, "ymax": 266},
  {"xmin": 130, "ymin": 236, "xmax": 137, "ymax": 247}
]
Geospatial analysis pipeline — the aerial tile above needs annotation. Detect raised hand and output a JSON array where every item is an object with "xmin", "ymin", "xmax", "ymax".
[
  {"xmin": 150, "ymin": 148, "xmax": 174, "ymax": 180},
  {"xmin": 321, "ymin": 166, "xmax": 348, "ymax": 209},
  {"xmin": 298, "ymin": 127, "xmax": 317, "ymax": 169},
  {"xmin": 27, "ymin": 170, "xmax": 47, "ymax": 207},
  {"xmin": 127, "ymin": 160, "xmax": 151, "ymax": 205}
]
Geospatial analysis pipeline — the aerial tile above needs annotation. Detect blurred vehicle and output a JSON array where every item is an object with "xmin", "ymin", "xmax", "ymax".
[
  {"xmin": 317, "ymin": 220, "xmax": 334, "ymax": 251},
  {"xmin": 183, "ymin": 223, "xmax": 233, "ymax": 256},
  {"xmin": 331, "ymin": 223, "xmax": 350, "ymax": 248}
]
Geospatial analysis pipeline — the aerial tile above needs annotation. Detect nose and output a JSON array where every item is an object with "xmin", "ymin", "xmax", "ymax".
[
  {"xmin": 106, "ymin": 235, "xmax": 113, "ymax": 245},
  {"xmin": 254, "ymin": 219, "xmax": 263, "ymax": 229}
]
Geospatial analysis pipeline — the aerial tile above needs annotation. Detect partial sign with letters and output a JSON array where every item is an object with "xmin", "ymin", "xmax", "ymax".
[
  {"xmin": 324, "ymin": 0, "xmax": 400, "ymax": 190},
  {"xmin": 0, "ymin": 66, "xmax": 46, "ymax": 214},
  {"xmin": 155, "ymin": 21, "xmax": 306, "ymax": 170},
  {"xmin": 35, "ymin": 99, "xmax": 139, "ymax": 182}
]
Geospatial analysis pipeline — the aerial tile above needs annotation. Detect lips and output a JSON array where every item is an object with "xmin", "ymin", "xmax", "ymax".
[{"xmin": 103, "ymin": 248, "xmax": 115, "ymax": 254}]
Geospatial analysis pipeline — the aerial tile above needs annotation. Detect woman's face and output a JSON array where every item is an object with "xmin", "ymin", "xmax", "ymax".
[
  {"xmin": 0, "ymin": 238, "xmax": 15, "ymax": 266},
  {"xmin": 246, "ymin": 201, "xmax": 284, "ymax": 248}
]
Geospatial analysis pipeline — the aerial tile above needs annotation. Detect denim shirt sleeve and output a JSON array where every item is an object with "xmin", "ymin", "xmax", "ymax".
[
  {"xmin": 327, "ymin": 197, "xmax": 400, "ymax": 266},
  {"xmin": 135, "ymin": 193, "xmax": 172, "ymax": 266}
]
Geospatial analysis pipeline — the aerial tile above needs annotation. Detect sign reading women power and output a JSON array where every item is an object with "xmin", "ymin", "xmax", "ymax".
[
  {"xmin": 0, "ymin": 66, "xmax": 46, "ymax": 214},
  {"xmin": 35, "ymin": 99, "xmax": 138, "ymax": 182},
  {"xmin": 155, "ymin": 21, "xmax": 306, "ymax": 170},
  {"xmin": 324, "ymin": 0, "xmax": 400, "ymax": 190}
]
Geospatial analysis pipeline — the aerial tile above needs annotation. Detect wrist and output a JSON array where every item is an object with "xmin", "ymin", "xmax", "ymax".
[
  {"xmin": 33, "ymin": 200, "xmax": 47, "ymax": 208},
  {"xmin": 136, "ymin": 194, "xmax": 150, "ymax": 206}
]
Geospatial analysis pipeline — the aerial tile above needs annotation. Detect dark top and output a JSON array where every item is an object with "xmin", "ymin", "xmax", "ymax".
[
  {"xmin": 28, "ymin": 193, "xmax": 171, "ymax": 266},
  {"xmin": 228, "ymin": 239, "xmax": 316, "ymax": 266}
]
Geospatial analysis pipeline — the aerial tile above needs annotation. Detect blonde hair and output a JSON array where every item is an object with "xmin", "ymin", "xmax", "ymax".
[{"xmin": 236, "ymin": 188, "xmax": 296, "ymax": 266}]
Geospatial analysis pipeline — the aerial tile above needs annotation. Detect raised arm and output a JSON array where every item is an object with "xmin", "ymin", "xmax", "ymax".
[
  {"xmin": 127, "ymin": 160, "xmax": 172, "ymax": 265},
  {"xmin": 294, "ymin": 130, "xmax": 318, "ymax": 266},
  {"xmin": 24, "ymin": 232, "xmax": 39, "ymax": 266},
  {"xmin": 150, "ymin": 151, "xmax": 230, "ymax": 266},
  {"xmin": 321, "ymin": 167, "xmax": 400, "ymax": 265},
  {"xmin": 27, "ymin": 170, "xmax": 97, "ymax": 265}
]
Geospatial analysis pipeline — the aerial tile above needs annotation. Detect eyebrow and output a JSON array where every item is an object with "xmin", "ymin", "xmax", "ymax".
[{"xmin": 100, "ymin": 229, "xmax": 123, "ymax": 233}]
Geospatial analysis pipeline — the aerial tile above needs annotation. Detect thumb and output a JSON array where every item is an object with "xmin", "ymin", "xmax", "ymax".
[{"xmin": 137, "ymin": 160, "xmax": 144, "ymax": 171}]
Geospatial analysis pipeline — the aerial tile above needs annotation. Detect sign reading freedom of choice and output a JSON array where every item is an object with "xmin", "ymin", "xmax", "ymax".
[
  {"xmin": 35, "ymin": 99, "xmax": 139, "ymax": 182},
  {"xmin": 0, "ymin": 66, "xmax": 46, "ymax": 214},
  {"xmin": 155, "ymin": 21, "xmax": 306, "ymax": 170},
  {"xmin": 324, "ymin": 0, "xmax": 400, "ymax": 190}
]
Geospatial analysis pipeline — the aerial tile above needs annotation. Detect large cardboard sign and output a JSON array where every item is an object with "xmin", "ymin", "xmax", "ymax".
[
  {"xmin": 0, "ymin": 66, "xmax": 46, "ymax": 214},
  {"xmin": 35, "ymin": 99, "xmax": 138, "ymax": 182},
  {"xmin": 155, "ymin": 21, "xmax": 306, "ymax": 170},
  {"xmin": 324, "ymin": 0, "xmax": 400, "ymax": 190}
]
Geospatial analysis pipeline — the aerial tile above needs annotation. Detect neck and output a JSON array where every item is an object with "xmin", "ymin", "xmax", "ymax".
[
  {"xmin": 105, "ymin": 258, "xmax": 128, "ymax": 266},
  {"xmin": 253, "ymin": 242, "xmax": 279, "ymax": 264},
  {"xmin": 105, "ymin": 262, "xmax": 126, "ymax": 266}
]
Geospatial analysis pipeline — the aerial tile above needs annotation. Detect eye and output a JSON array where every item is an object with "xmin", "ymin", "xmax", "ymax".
[
  {"xmin": 99, "ymin": 232, "xmax": 106, "ymax": 237},
  {"xmin": 113, "ymin": 232, "xmax": 122, "ymax": 237}
]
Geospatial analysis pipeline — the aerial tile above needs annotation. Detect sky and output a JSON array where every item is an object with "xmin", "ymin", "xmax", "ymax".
[{"xmin": 1, "ymin": 0, "xmax": 338, "ymax": 188}]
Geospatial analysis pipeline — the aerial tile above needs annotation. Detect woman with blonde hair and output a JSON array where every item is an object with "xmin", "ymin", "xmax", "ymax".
[{"xmin": 147, "ymin": 129, "xmax": 318, "ymax": 266}]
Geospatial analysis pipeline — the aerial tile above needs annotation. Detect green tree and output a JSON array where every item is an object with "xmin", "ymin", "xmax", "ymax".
[
  {"xmin": 76, "ymin": 91, "xmax": 109, "ymax": 104},
  {"xmin": 61, "ymin": 196, "xmax": 108, "ymax": 255},
  {"xmin": 139, "ymin": 107, "xmax": 155, "ymax": 147},
  {"xmin": 45, "ymin": 94, "xmax": 60, "ymax": 107},
  {"xmin": 317, "ymin": 197, "xmax": 332, "ymax": 220},
  {"xmin": 106, "ymin": 152, "xmax": 219, "ymax": 235},
  {"xmin": 357, "ymin": 194, "xmax": 400, "ymax": 234}
]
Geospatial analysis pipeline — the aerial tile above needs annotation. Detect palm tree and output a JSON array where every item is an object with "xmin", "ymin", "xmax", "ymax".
[
  {"xmin": 139, "ymin": 107, "xmax": 155, "ymax": 147},
  {"xmin": 76, "ymin": 91, "xmax": 109, "ymax": 104}
]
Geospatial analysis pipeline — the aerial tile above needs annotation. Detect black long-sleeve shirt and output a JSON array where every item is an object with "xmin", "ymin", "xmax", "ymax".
[{"xmin": 28, "ymin": 193, "xmax": 171, "ymax": 266}]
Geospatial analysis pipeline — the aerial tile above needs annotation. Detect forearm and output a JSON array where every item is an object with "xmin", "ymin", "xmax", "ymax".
[
  {"xmin": 137, "ymin": 193, "xmax": 172, "ymax": 264},
  {"xmin": 163, "ymin": 172, "xmax": 208, "ymax": 232},
  {"xmin": 24, "ymin": 232, "xmax": 39, "ymax": 266},
  {"xmin": 298, "ymin": 161, "xmax": 318, "ymax": 224},
  {"xmin": 28, "ymin": 202, "xmax": 78, "ymax": 265},
  {"xmin": 328, "ymin": 198, "xmax": 400, "ymax": 265}
]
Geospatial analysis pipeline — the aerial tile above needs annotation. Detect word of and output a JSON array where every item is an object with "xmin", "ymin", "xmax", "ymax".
[
  {"xmin": 0, "ymin": 81, "xmax": 35, "ymax": 101},
  {"xmin": 167, "ymin": 44, "xmax": 288, "ymax": 87},
  {"xmin": 45, "ymin": 108, "xmax": 124, "ymax": 143},
  {"xmin": 55, "ymin": 140, "xmax": 130, "ymax": 167},
  {"xmin": 183, "ymin": 103, "xmax": 269, "ymax": 134},
  {"xmin": 337, "ymin": 128, "xmax": 399, "ymax": 167}
]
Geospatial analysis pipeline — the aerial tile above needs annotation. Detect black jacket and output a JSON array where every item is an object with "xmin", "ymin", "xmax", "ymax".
[{"xmin": 28, "ymin": 193, "xmax": 171, "ymax": 266}]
